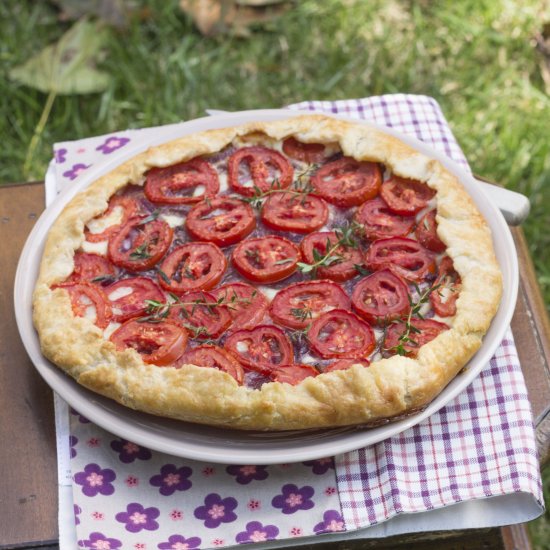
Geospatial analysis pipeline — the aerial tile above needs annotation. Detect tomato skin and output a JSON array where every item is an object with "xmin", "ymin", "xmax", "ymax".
[
  {"xmin": 351, "ymin": 269, "xmax": 411, "ymax": 325},
  {"xmin": 380, "ymin": 176, "xmax": 436, "ymax": 215},
  {"xmin": 108, "ymin": 216, "xmax": 173, "ymax": 271},
  {"xmin": 110, "ymin": 319, "xmax": 188, "ymax": 366},
  {"xmin": 186, "ymin": 197, "xmax": 256, "ymax": 247},
  {"xmin": 311, "ymin": 157, "xmax": 382, "ymax": 207},
  {"xmin": 168, "ymin": 291, "xmax": 231, "ymax": 339},
  {"xmin": 430, "ymin": 256, "xmax": 461, "ymax": 317},
  {"xmin": 384, "ymin": 318, "xmax": 448, "ymax": 358},
  {"xmin": 67, "ymin": 252, "xmax": 117, "ymax": 284},
  {"xmin": 212, "ymin": 282, "xmax": 268, "ymax": 330},
  {"xmin": 158, "ymin": 242, "xmax": 227, "ymax": 293},
  {"xmin": 232, "ymin": 236, "xmax": 300, "ymax": 283},
  {"xmin": 180, "ymin": 345, "xmax": 244, "ymax": 385},
  {"xmin": 282, "ymin": 138, "xmax": 327, "ymax": 163},
  {"xmin": 55, "ymin": 282, "xmax": 112, "ymax": 329},
  {"xmin": 225, "ymin": 325, "xmax": 293, "ymax": 375},
  {"xmin": 300, "ymin": 231, "xmax": 363, "ymax": 282},
  {"xmin": 144, "ymin": 158, "xmax": 219, "ymax": 205},
  {"xmin": 415, "ymin": 210, "xmax": 446, "ymax": 253},
  {"xmin": 261, "ymin": 192, "xmax": 328, "ymax": 234},
  {"xmin": 323, "ymin": 358, "xmax": 370, "ymax": 373},
  {"xmin": 85, "ymin": 196, "xmax": 140, "ymax": 243},
  {"xmin": 364, "ymin": 237, "xmax": 436, "ymax": 282},
  {"xmin": 269, "ymin": 364, "xmax": 319, "ymax": 385},
  {"xmin": 354, "ymin": 197, "xmax": 415, "ymax": 241},
  {"xmin": 228, "ymin": 146, "xmax": 294, "ymax": 197},
  {"xmin": 308, "ymin": 309, "xmax": 376, "ymax": 360},
  {"xmin": 104, "ymin": 277, "xmax": 165, "ymax": 322},
  {"xmin": 269, "ymin": 279, "xmax": 351, "ymax": 330}
]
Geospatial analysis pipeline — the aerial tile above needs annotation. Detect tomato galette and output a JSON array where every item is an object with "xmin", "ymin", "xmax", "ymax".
[{"xmin": 33, "ymin": 115, "xmax": 502, "ymax": 430}]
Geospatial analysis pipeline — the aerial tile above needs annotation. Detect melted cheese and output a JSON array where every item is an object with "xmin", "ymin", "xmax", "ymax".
[
  {"xmin": 87, "ymin": 205, "xmax": 123, "ymax": 234},
  {"xmin": 160, "ymin": 213, "xmax": 184, "ymax": 228},
  {"xmin": 81, "ymin": 240, "xmax": 108, "ymax": 256}
]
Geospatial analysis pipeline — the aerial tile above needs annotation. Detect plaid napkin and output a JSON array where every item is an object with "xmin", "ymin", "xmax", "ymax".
[{"xmin": 49, "ymin": 95, "xmax": 544, "ymax": 550}]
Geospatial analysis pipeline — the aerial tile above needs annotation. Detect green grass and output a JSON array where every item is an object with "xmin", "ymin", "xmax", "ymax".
[{"xmin": 1, "ymin": 0, "xmax": 549, "ymax": 545}]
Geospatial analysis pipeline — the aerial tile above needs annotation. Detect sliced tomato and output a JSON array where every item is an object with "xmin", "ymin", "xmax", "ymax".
[
  {"xmin": 311, "ymin": 157, "xmax": 382, "ymax": 207},
  {"xmin": 323, "ymin": 358, "xmax": 370, "ymax": 373},
  {"xmin": 144, "ymin": 158, "xmax": 219, "ymax": 205},
  {"xmin": 232, "ymin": 236, "xmax": 300, "ymax": 283},
  {"xmin": 186, "ymin": 197, "xmax": 255, "ymax": 247},
  {"xmin": 105, "ymin": 277, "xmax": 165, "ymax": 322},
  {"xmin": 415, "ymin": 210, "xmax": 446, "ymax": 253},
  {"xmin": 430, "ymin": 256, "xmax": 461, "ymax": 317},
  {"xmin": 282, "ymin": 138, "xmax": 327, "ymax": 163},
  {"xmin": 384, "ymin": 318, "xmax": 449, "ymax": 357},
  {"xmin": 269, "ymin": 280, "xmax": 351, "ymax": 330},
  {"xmin": 261, "ymin": 192, "xmax": 328, "ymax": 234},
  {"xmin": 67, "ymin": 252, "xmax": 117, "ymax": 284},
  {"xmin": 158, "ymin": 242, "xmax": 226, "ymax": 293},
  {"xmin": 351, "ymin": 269, "xmax": 411, "ymax": 325},
  {"xmin": 354, "ymin": 197, "xmax": 415, "ymax": 241},
  {"xmin": 269, "ymin": 364, "xmax": 319, "ymax": 385},
  {"xmin": 308, "ymin": 309, "xmax": 375, "ymax": 359},
  {"xmin": 225, "ymin": 325, "xmax": 293, "ymax": 375},
  {"xmin": 180, "ymin": 345, "xmax": 244, "ymax": 384},
  {"xmin": 228, "ymin": 146, "xmax": 294, "ymax": 197},
  {"xmin": 300, "ymin": 231, "xmax": 363, "ymax": 282},
  {"xmin": 364, "ymin": 237, "xmax": 436, "ymax": 282},
  {"xmin": 85, "ymin": 195, "xmax": 140, "ymax": 243},
  {"xmin": 55, "ymin": 282, "xmax": 112, "ymax": 329},
  {"xmin": 108, "ymin": 216, "xmax": 173, "ymax": 271},
  {"xmin": 168, "ymin": 291, "xmax": 231, "ymax": 339},
  {"xmin": 212, "ymin": 282, "xmax": 268, "ymax": 330},
  {"xmin": 380, "ymin": 176, "xmax": 436, "ymax": 215},
  {"xmin": 110, "ymin": 319, "xmax": 187, "ymax": 366}
]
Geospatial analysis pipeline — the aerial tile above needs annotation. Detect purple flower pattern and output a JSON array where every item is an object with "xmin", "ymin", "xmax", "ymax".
[
  {"xmin": 96, "ymin": 136, "xmax": 130, "ymax": 154},
  {"xmin": 78, "ymin": 531, "xmax": 122, "ymax": 549},
  {"xmin": 70, "ymin": 435, "xmax": 78, "ymax": 458},
  {"xmin": 236, "ymin": 521, "xmax": 279, "ymax": 543},
  {"xmin": 158, "ymin": 535, "xmax": 202, "ymax": 549},
  {"xmin": 63, "ymin": 163, "xmax": 90, "ymax": 180},
  {"xmin": 314, "ymin": 510, "xmax": 345, "ymax": 534},
  {"xmin": 303, "ymin": 457, "xmax": 335, "ymax": 475},
  {"xmin": 194, "ymin": 493, "xmax": 238, "ymax": 528},
  {"xmin": 55, "ymin": 148, "xmax": 67, "ymax": 164},
  {"xmin": 115, "ymin": 502, "xmax": 160, "ymax": 533},
  {"xmin": 110, "ymin": 439, "xmax": 152, "ymax": 463},
  {"xmin": 150, "ymin": 464, "xmax": 192, "ymax": 496},
  {"xmin": 226, "ymin": 464, "xmax": 269, "ymax": 484},
  {"xmin": 74, "ymin": 463, "xmax": 116, "ymax": 497},
  {"xmin": 70, "ymin": 408, "xmax": 91, "ymax": 423},
  {"xmin": 74, "ymin": 504, "xmax": 82, "ymax": 525},
  {"xmin": 272, "ymin": 484, "xmax": 315, "ymax": 514}
]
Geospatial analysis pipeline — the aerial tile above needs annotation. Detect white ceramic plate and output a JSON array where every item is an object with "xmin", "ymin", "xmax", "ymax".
[{"xmin": 14, "ymin": 109, "xmax": 518, "ymax": 464}]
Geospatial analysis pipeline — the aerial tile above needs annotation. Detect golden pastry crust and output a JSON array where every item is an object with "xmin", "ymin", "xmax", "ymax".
[{"xmin": 33, "ymin": 114, "xmax": 502, "ymax": 430}]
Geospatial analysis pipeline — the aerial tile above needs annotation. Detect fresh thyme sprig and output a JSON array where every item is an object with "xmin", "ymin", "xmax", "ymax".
[
  {"xmin": 129, "ymin": 243, "xmax": 152, "ymax": 261},
  {"xmin": 290, "ymin": 307, "xmax": 313, "ymax": 323}
]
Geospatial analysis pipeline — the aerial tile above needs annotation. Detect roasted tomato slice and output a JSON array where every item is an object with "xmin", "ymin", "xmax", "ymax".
[
  {"xmin": 212, "ymin": 282, "xmax": 268, "ymax": 330},
  {"xmin": 308, "ymin": 309, "xmax": 375, "ymax": 359},
  {"xmin": 351, "ymin": 269, "xmax": 411, "ymax": 325},
  {"xmin": 269, "ymin": 280, "xmax": 351, "ymax": 330},
  {"xmin": 67, "ymin": 252, "xmax": 117, "ymax": 284},
  {"xmin": 110, "ymin": 319, "xmax": 187, "ymax": 366},
  {"xmin": 364, "ymin": 237, "xmax": 436, "ymax": 282},
  {"xmin": 384, "ymin": 318, "xmax": 448, "ymax": 358},
  {"xmin": 228, "ymin": 146, "xmax": 294, "ymax": 197},
  {"xmin": 55, "ymin": 282, "xmax": 112, "ymax": 329},
  {"xmin": 430, "ymin": 256, "xmax": 461, "ymax": 317},
  {"xmin": 168, "ymin": 291, "xmax": 231, "ymax": 339},
  {"xmin": 225, "ymin": 325, "xmax": 293, "ymax": 375},
  {"xmin": 300, "ymin": 231, "xmax": 363, "ymax": 282},
  {"xmin": 311, "ymin": 157, "xmax": 382, "ymax": 207},
  {"xmin": 186, "ymin": 197, "xmax": 255, "ymax": 247},
  {"xmin": 269, "ymin": 364, "xmax": 319, "ymax": 385},
  {"xmin": 282, "ymin": 138, "xmax": 327, "ymax": 163},
  {"xmin": 85, "ymin": 195, "xmax": 140, "ymax": 243},
  {"xmin": 415, "ymin": 210, "xmax": 446, "ymax": 253},
  {"xmin": 380, "ymin": 176, "xmax": 436, "ymax": 215},
  {"xmin": 323, "ymin": 358, "xmax": 370, "ymax": 373},
  {"xmin": 104, "ymin": 277, "xmax": 165, "ymax": 322},
  {"xmin": 261, "ymin": 192, "xmax": 328, "ymax": 234},
  {"xmin": 232, "ymin": 236, "xmax": 300, "ymax": 283},
  {"xmin": 354, "ymin": 197, "xmax": 415, "ymax": 241},
  {"xmin": 144, "ymin": 158, "xmax": 219, "ymax": 205},
  {"xmin": 158, "ymin": 242, "xmax": 226, "ymax": 293},
  {"xmin": 108, "ymin": 216, "xmax": 173, "ymax": 271},
  {"xmin": 180, "ymin": 345, "xmax": 244, "ymax": 385}
]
